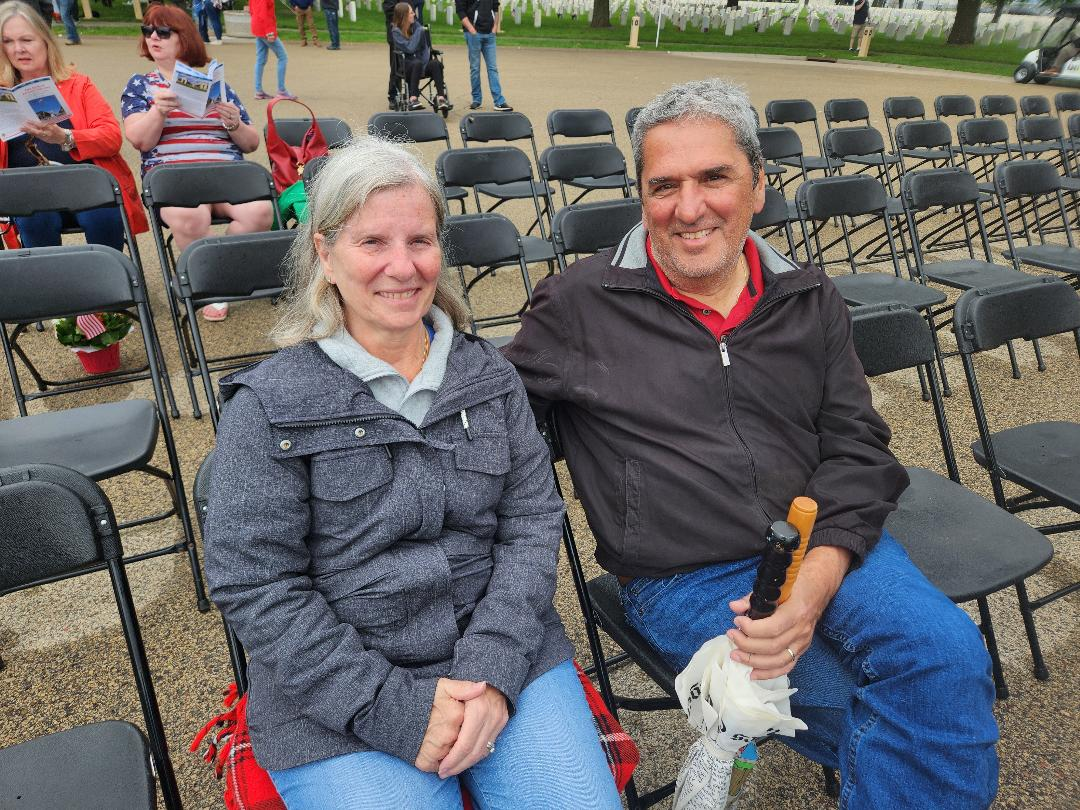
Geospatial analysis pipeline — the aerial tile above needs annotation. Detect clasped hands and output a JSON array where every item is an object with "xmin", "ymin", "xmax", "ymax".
[{"xmin": 414, "ymin": 677, "xmax": 508, "ymax": 779}]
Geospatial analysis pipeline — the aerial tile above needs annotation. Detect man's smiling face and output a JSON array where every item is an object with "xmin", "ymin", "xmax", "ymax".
[{"xmin": 640, "ymin": 118, "xmax": 765, "ymax": 287}]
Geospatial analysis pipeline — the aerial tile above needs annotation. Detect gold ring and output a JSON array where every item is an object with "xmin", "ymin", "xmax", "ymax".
[{"xmin": 786, "ymin": 647, "xmax": 797, "ymax": 664}]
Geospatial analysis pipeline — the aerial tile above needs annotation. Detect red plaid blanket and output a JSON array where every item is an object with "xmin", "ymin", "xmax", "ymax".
[{"xmin": 192, "ymin": 663, "xmax": 638, "ymax": 809}]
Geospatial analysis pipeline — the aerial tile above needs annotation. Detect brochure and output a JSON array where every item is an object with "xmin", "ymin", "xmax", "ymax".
[
  {"xmin": 0, "ymin": 76, "xmax": 73, "ymax": 141},
  {"xmin": 170, "ymin": 60, "xmax": 225, "ymax": 117}
]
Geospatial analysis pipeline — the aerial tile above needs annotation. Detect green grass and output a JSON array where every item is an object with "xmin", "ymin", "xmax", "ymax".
[{"xmin": 78, "ymin": 3, "xmax": 1027, "ymax": 78}]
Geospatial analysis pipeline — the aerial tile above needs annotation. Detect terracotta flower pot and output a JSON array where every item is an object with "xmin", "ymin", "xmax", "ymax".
[{"xmin": 71, "ymin": 342, "xmax": 121, "ymax": 375}]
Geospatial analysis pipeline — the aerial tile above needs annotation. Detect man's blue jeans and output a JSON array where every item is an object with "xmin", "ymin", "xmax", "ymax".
[
  {"xmin": 464, "ymin": 32, "xmax": 506, "ymax": 107},
  {"xmin": 254, "ymin": 37, "xmax": 289, "ymax": 95},
  {"xmin": 619, "ymin": 533, "xmax": 999, "ymax": 809},
  {"xmin": 323, "ymin": 9, "xmax": 340, "ymax": 48},
  {"xmin": 56, "ymin": 0, "xmax": 80, "ymax": 43},
  {"xmin": 198, "ymin": 5, "xmax": 223, "ymax": 42}
]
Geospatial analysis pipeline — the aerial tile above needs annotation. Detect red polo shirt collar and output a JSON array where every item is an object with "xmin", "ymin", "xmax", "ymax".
[{"xmin": 646, "ymin": 234, "xmax": 765, "ymax": 340}]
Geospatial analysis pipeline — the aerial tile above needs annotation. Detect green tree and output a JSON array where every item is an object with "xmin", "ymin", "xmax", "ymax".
[{"xmin": 947, "ymin": 0, "xmax": 981, "ymax": 44}]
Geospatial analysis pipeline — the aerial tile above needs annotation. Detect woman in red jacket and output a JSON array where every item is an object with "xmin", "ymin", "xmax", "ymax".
[{"xmin": 0, "ymin": 0, "xmax": 147, "ymax": 251}]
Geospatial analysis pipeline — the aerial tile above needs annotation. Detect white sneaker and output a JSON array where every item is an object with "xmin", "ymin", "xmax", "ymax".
[{"xmin": 210, "ymin": 38, "xmax": 223, "ymax": 45}]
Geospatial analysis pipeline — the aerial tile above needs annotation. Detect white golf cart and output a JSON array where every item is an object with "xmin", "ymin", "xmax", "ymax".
[{"xmin": 1015, "ymin": 5, "xmax": 1080, "ymax": 84}]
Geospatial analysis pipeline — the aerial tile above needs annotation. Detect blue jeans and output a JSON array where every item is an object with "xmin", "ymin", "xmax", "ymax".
[
  {"xmin": 198, "ymin": 5, "xmax": 222, "ymax": 41},
  {"xmin": 254, "ymin": 36, "xmax": 289, "ymax": 95},
  {"xmin": 619, "ymin": 533, "xmax": 999, "ymax": 810},
  {"xmin": 56, "ymin": 0, "xmax": 79, "ymax": 43},
  {"xmin": 464, "ymin": 32, "xmax": 505, "ymax": 107},
  {"xmin": 267, "ymin": 660, "xmax": 621, "ymax": 810},
  {"xmin": 15, "ymin": 208, "xmax": 125, "ymax": 253},
  {"xmin": 323, "ymin": 9, "xmax": 340, "ymax": 48}
]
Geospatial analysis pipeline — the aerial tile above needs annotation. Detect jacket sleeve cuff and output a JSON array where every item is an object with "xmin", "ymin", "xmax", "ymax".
[
  {"xmin": 352, "ymin": 668, "xmax": 438, "ymax": 765},
  {"xmin": 449, "ymin": 635, "xmax": 531, "ymax": 712},
  {"xmin": 806, "ymin": 526, "xmax": 874, "ymax": 568}
]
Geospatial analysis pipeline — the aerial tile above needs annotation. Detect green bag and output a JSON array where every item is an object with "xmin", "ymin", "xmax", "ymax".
[{"xmin": 278, "ymin": 179, "xmax": 309, "ymax": 225}]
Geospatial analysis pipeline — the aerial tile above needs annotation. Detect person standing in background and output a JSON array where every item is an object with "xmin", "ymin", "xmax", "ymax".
[
  {"xmin": 55, "ymin": 0, "xmax": 79, "ymax": 45},
  {"xmin": 411, "ymin": 0, "xmax": 424, "ymax": 25},
  {"xmin": 382, "ymin": 0, "xmax": 399, "ymax": 109},
  {"xmin": 849, "ymin": 0, "xmax": 869, "ymax": 52},
  {"xmin": 249, "ymin": 0, "xmax": 296, "ymax": 100},
  {"xmin": 455, "ymin": 0, "xmax": 511, "ymax": 111},
  {"xmin": 193, "ymin": 0, "xmax": 223, "ymax": 45},
  {"xmin": 322, "ymin": 0, "xmax": 340, "ymax": 50},
  {"xmin": 290, "ymin": 0, "xmax": 319, "ymax": 47}
]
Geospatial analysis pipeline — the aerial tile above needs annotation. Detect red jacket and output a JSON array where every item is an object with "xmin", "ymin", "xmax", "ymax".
[
  {"xmin": 249, "ymin": 0, "xmax": 278, "ymax": 38},
  {"xmin": 0, "ymin": 71, "xmax": 148, "ymax": 234}
]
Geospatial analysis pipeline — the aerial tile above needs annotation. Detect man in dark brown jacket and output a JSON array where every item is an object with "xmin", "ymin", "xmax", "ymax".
[{"xmin": 505, "ymin": 79, "xmax": 999, "ymax": 809}]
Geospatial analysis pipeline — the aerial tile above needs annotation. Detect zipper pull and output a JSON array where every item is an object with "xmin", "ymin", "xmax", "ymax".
[
  {"xmin": 460, "ymin": 409, "xmax": 473, "ymax": 440},
  {"xmin": 719, "ymin": 336, "xmax": 732, "ymax": 367}
]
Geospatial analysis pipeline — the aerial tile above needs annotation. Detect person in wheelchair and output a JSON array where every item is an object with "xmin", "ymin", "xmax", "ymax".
[{"xmin": 391, "ymin": 1, "xmax": 448, "ymax": 112}]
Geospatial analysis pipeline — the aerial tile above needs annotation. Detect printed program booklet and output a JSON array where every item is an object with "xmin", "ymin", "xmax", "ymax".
[
  {"xmin": 170, "ymin": 60, "xmax": 225, "ymax": 116},
  {"xmin": 0, "ymin": 76, "xmax": 72, "ymax": 141}
]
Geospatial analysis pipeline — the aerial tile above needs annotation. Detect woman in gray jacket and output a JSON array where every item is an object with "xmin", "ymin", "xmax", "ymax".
[{"xmin": 203, "ymin": 138, "xmax": 621, "ymax": 809}]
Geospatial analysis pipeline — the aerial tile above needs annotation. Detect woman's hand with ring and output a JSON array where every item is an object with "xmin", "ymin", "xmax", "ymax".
[
  {"xmin": 437, "ymin": 682, "xmax": 509, "ymax": 778},
  {"xmin": 19, "ymin": 121, "xmax": 66, "ymax": 145}
]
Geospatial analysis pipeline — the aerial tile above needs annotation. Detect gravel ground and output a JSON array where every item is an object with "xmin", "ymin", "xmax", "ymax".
[{"xmin": 1, "ymin": 36, "xmax": 1077, "ymax": 810}]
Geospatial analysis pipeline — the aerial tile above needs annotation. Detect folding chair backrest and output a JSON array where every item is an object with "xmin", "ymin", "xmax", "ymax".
[
  {"xmin": 367, "ymin": 111, "xmax": 451, "ymax": 145},
  {"xmin": 957, "ymin": 117, "xmax": 1010, "ymax": 147},
  {"xmin": 934, "ymin": 94, "xmax": 976, "ymax": 119},
  {"xmin": 1069, "ymin": 112, "xmax": 1080, "ymax": 140},
  {"xmin": 797, "ymin": 173, "xmax": 888, "ymax": 219},
  {"xmin": 265, "ymin": 116, "xmax": 353, "ymax": 149},
  {"xmin": 752, "ymin": 185, "xmax": 793, "ymax": 229},
  {"xmin": 901, "ymin": 166, "xmax": 981, "ymax": 210},
  {"xmin": 539, "ymin": 143, "xmax": 628, "ymax": 184},
  {"xmin": 1016, "ymin": 115, "xmax": 1065, "ymax": 145},
  {"xmin": 459, "ymin": 111, "xmax": 536, "ymax": 144},
  {"xmin": 625, "ymin": 105, "xmax": 642, "ymax": 138},
  {"xmin": 757, "ymin": 126, "xmax": 804, "ymax": 161},
  {"xmin": 0, "ymin": 463, "xmax": 120, "ymax": 591},
  {"xmin": 824, "ymin": 98, "xmax": 871, "ymax": 127},
  {"xmin": 0, "ymin": 244, "xmax": 139, "ymax": 323},
  {"xmin": 547, "ymin": 108, "xmax": 616, "ymax": 144},
  {"xmin": 823, "ymin": 126, "xmax": 887, "ymax": 160},
  {"xmin": 994, "ymin": 158, "xmax": 1062, "ymax": 198},
  {"xmin": 443, "ymin": 212, "xmax": 524, "ymax": 268},
  {"xmin": 142, "ymin": 161, "xmax": 277, "ymax": 209},
  {"xmin": 1055, "ymin": 91, "xmax": 1080, "ymax": 116},
  {"xmin": 551, "ymin": 198, "xmax": 642, "ymax": 257},
  {"xmin": 979, "ymin": 95, "xmax": 1018, "ymax": 119},
  {"xmin": 303, "ymin": 154, "xmax": 329, "ymax": 192},
  {"xmin": 883, "ymin": 96, "xmax": 927, "ymax": 122},
  {"xmin": 0, "ymin": 164, "xmax": 122, "ymax": 217},
  {"xmin": 1020, "ymin": 95, "xmax": 1052, "ymax": 117},
  {"xmin": 176, "ymin": 230, "xmax": 296, "ymax": 302},
  {"xmin": 954, "ymin": 277, "xmax": 1080, "ymax": 355},
  {"xmin": 766, "ymin": 98, "xmax": 817, "ymax": 125},
  {"xmin": 894, "ymin": 120, "xmax": 953, "ymax": 152},
  {"xmin": 436, "ymin": 146, "xmax": 533, "ymax": 189},
  {"xmin": 850, "ymin": 302, "xmax": 937, "ymax": 377}
]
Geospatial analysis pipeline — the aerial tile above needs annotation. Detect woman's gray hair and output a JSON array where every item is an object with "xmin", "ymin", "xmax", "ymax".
[
  {"xmin": 272, "ymin": 136, "xmax": 471, "ymax": 347},
  {"xmin": 631, "ymin": 79, "xmax": 763, "ymax": 188}
]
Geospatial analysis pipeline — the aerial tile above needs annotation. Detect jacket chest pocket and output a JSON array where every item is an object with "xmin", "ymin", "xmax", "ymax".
[{"xmin": 308, "ymin": 447, "xmax": 396, "ymax": 540}]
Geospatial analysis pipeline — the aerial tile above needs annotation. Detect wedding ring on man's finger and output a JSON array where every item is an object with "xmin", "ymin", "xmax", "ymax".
[
  {"xmin": 486, "ymin": 741, "xmax": 496, "ymax": 755},
  {"xmin": 786, "ymin": 647, "xmax": 798, "ymax": 664}
]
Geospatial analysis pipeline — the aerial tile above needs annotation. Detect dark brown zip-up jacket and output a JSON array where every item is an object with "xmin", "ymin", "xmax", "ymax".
[{"xmin": 505, "ymin": 225, "xmax": 909, "ymax": 579}]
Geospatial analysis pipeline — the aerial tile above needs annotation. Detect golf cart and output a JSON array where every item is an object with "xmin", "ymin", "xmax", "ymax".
[{"xmin": 1015, "ymin": 5, "xmax": 1080, "ymax": 83}]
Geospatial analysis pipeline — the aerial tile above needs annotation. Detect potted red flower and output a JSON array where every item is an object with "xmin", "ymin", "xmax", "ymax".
[{"xmin": 54, "ymin": 312, "xmax": 134, "ymax": 375}]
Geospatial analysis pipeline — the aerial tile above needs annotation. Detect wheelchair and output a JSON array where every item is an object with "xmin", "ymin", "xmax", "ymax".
[{"xmin": 391, "ymin": 26, "xmax": 453, "ymax": 118}]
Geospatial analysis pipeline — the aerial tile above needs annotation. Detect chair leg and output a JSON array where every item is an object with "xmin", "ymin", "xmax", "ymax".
[
  {"xmin": 975, "ymin": 597, "xmax": 1009, "ymax": 700},
  {"xmin": 1006, "ymin": 339, "xmax": 1022, "ymax": 379},
  {"xmin": 1032, "ymin": 337, "xmax": 1046, "ymax": 372},
  {"xmin": 823, "ymin": 765, "xmax": 840, "ymax": 798},
  {"xmin": 1015, "ymin": 580, "xmax": 1050, "ymax": 681}
]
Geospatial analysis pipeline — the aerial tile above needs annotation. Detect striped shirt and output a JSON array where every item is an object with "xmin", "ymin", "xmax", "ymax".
[{"xmin": 120, "ymin": 71, "xmax": 251, "ymax": 175}]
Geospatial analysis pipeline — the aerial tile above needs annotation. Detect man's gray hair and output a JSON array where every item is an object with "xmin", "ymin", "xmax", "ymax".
[
  {"xmin": 272, "ymin": 137, "xmax": 470, "ymax": 347},
  {"xmin": 631, "ymin": 79, "xmax": 763, "ymax": 188}
]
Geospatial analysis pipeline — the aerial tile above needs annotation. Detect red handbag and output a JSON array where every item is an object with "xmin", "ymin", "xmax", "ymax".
[
  {"xmin": 264, "ymin": 97, "xmax": 329, "ymax": 193},
  {"xmin": 192, "ymin": 663, "xmax": 639, "ymax": 808}
]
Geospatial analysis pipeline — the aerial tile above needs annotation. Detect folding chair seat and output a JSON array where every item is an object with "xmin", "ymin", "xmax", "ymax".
[
  {"xmin": 142, "ymin": 160, "xmax": 280, "ymax": 417},
  {"xmin": 764, "ymin": 99, "xmax": 844, "ymax": 174},
  {"xmin": 440, "ymin": 210, "xmax": 532, "ymax": 332},
  {"xmin": 0, "ymin": 164, "xmax": 178, "ymax": 417},
  {"xmin": 367, "ymin": 111, "xmax": 467, "ymax": 210},
  {"xmin": 546, "ymin": 108, "xmax": 636, "ymax": 195},
  {"xmin": 757, "ymin": 125, "xmax": 810, "ymax": 194},
  {"xmin": 262, "ymin": 115, "xmax": 353, "ymax": 149},
  {"xmin": 883, "ymin": 96, "xmax": 951, "ymax": 165},
  {"xmin": 538, "ymin": 142, "xmax": 634, "ymax": 214},
  {"xmin": 0, "ymin": 244, "xmax": 208, "ymax": 611},
  {"xmin": 751, "ymin": 184, "xmax": 801, "ymax": 259},
  {"xmin": 954, "ymin": 277, "xmax": 1080, "ymax": 674},
  {"xmin": 436, "ymin": 144, "xmax": 556, "ymax": 268},
  {"xmin": 550, "ymin": 197, "xmax": 642, "ymax": 272},
  {"xmin": 174, "ymin": 230, "xmax": 297, "ymax": 427},
  {"xmin": 850, "ymin": 303, "xmax": 1054, "ymax": 699},
  {"xmin": 0, "ymin": 463, "xmax": 182, "ymax": 809},
  {"xmin": 625, "ymin": 105, "xmax": 642, "ymax": 139}
]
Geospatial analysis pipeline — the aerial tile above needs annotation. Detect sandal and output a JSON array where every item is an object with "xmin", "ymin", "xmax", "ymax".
[
  {"xmin": 201, "ymin": 302, "xmax": 229, "ymax": 322},
  {"xmin": 254, "ymin": 91, "xmax": 272, "ymax": 100}
]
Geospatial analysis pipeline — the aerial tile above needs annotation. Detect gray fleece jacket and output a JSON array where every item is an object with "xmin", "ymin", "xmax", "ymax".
[{"xmin": 204, "ymin": 332, "xmax": 572, "ymax": 771}]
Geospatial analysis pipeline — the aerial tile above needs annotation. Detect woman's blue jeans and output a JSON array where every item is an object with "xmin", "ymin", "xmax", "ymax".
[
  {"xmin": 56, "ymin": 0, "xmax": 80, "ymax": 43},
  {"xmin": 198, "ymin": 6, "xmax": 222, "ymax": 41},
  {"xmin": 619, "ymin": 532, "xmax": 999, "ymax": 810},
  {"xmin": 15, "ymin": 208, "xmax": 125, "ymax": 253},
  {"xmin": 254, "ymin": 36, "xmax": 289, "ymax": 94},
  {"xmin": 267, "ymin": 660, "xmax": 621, "ymax": 809},
  {"xmin": 463, "ymin": 32, "xmax": 505, "ymax": 107}
]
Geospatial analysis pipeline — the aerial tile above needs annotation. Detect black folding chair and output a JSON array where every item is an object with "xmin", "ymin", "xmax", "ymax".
[
  {"xmin": 367, "ymin": 110, "xmax": 467, "ymax": 211},
  {"xmin": 757, "ymin": 125, "xmax": 810, "ymax": 194},
  {"xmin": 0, "ymin": 164, "xmax": 179, "ymax": 417},
  {"xmin": 174, "ymin": 230, "xmax": 296, "ymax": 428},
  {"xmin": 262, "ymin": 115, "xmax": 353, "ymax": 149},
  {"xmin": 850, "ymin": 303, "xmax": 1054, "ymax": 699},
  {"xmin": 751, "ymin": 184, "xmax": 801, "ymax": 259},
  {"xmin": 954, "ymin": 277, "xmax": 1080, "ymax": 678},
  {"xmin": 824, "ymin": 97, "xmax": 872, "ymax": 129},
  {"xmin": 934, "ymin": 94, "xmax": 977, "ymax": 125},
  {"xmin": 538, "ymin": 142, "xmax": 634, "ymax": 214},
  {"xmin": 142, "ymin": 160, "xmax": 280, "ymax": 417},
  {"xmin": 979, "ymin": 95, "xmax": 1021, "ymax": 145},
  {"xmin": 764, "ymin": 98, "xmax": 844, "ymax": 175},
  {"xmin": 1020, "ymin": 95, "xmax": 1052, "ymax": 117},
  {"xmin": 883, "ymin": 96, "xmax": 952, "ymax": 167},
  {"xmin": 893, "ymin": 119, "xmax": 956, "ymax": 175},
  {"xmin": 625, "ymin": 105, "xmax": 642, "ymax": 139},
  {"xmin": 546, "ymin": 108, "xmax": 637, "ymax": 196},
  {"xmin": 550, "ymin": 197, "xmax": 642, "ymax": 272},
  {"xmin": 0, "ymin": 463, "xmax": 181, "ymax": 810},
  {"xmin": 0, "ymin": 244, "xmax": 209, "ymax": 611}
]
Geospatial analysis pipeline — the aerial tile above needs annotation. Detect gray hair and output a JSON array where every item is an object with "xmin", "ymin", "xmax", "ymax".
[
  {"xmin": 631, "ymin": 79, "xmax": 763, "ymax": 188},
  {"xmin": 272, "ymin": 136, "xmax": 470, "ymax": 347}
]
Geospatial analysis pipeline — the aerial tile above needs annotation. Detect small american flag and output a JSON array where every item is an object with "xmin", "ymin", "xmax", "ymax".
[{"xmin": 76, "ymin": 313, "xmax": 107, "ymax": 340}]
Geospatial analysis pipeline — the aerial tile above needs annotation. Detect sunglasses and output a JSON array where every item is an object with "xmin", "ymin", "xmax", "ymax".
[{"xmin": 140, "ymin": 25, "xmax": 173, "ymax": 39}]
